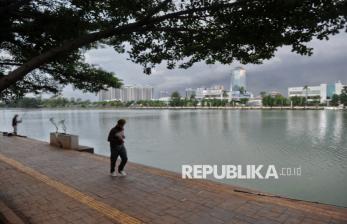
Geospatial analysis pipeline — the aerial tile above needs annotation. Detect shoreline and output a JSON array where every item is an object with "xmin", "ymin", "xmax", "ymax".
[{"xmin": 2, "ymin": 106, "xmax": 346, "ymax": 111}]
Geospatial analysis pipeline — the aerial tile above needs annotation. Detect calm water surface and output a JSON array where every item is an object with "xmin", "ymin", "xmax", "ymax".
[{"xmin": 1, "ymin": 109, "xmax": 346, "ymax": 207}]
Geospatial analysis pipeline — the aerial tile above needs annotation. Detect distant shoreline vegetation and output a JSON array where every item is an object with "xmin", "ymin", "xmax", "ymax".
[{"xmin": 1, "ymin": 93, "xmax": 346, "ymax": 109}]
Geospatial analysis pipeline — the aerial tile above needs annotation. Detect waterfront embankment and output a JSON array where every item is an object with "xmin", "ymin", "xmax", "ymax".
[
  {"xmin": 0, "ymin": 135, "xmax": 346, "ymax": 224},
  {"xmin": 129, "ymin": 106, "xmax": 327, "ymax": 110},
  {"xmin": 3, "ymin": 106, "xmax": 342, "ymax": 110}
]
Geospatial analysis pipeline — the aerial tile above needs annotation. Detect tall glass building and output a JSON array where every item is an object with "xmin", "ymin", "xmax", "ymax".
[
  {"xmin": 230, "ymin": 67, "xmax": 246, "ymax": 92},
  {"xmin": 327, "ymin": 84, "xmax": 336, "ymax": 99}
]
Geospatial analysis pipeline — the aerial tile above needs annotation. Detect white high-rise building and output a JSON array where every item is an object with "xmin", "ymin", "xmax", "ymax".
[{"xmin": 98, "ymin": 85, "xmax": 154, "ymax": 102}]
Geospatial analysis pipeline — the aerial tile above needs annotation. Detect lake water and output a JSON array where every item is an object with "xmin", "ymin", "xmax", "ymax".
[{"xmin": 1, "ymin": 109, "xmax": 346, "ymax": 207}]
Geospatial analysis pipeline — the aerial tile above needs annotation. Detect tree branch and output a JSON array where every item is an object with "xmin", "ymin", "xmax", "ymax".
[
  {"xmin": 0, "ymin": 62, "xmax": 23, "ymax": 66},
  {"xmin": 146, "ymin": 27, "xmax": 218, "ymax": 33},
  {"xmin": 0, "ymin": 1, "xmax": 238, "ymax": 92},
  {"xmin": 148, "ymin": 2, "xmax": 238, "ymax": 24}
]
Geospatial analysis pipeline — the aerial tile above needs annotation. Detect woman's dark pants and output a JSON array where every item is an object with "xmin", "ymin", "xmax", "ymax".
[{"xmin": 110, "ymin": 145, "xmax": 128, "ymax": 173}]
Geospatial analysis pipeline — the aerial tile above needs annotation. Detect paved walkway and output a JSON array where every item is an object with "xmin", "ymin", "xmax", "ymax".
[{"xmin": 0, "ymin": 136, "xmax": 346, "ymax": 224}]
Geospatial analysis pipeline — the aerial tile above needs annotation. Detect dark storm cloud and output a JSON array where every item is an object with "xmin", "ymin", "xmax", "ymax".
[
  {"xmin": 64, "ymin": 32, "xmax": 347, "ymax": 99},
  {"xmin": 245, "ymin": 34, "xmax": 347, "ymax": 96}
]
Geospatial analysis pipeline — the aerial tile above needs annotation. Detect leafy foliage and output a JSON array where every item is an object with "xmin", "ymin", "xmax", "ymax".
[
  {"xmin": 170, "ymin": 91, "xmax": 182, "ymax": 106},
  {"xmin": 1, "ymin": 0, "xmax": 346, "ymax": 100},
  {"xmin": 262, "ymin": 94, "xmax": 290, "ymax": 106},
  {"xmin": 136, "ymin": 100, "xmax": 167, "ymax": 107},
  {"xmin": 330, "ymin": 94, "xmax": 340, "ymax": 106},
  {"xmin": 339, "ymin": 86, "xmax": 347, "ymax": 106}
]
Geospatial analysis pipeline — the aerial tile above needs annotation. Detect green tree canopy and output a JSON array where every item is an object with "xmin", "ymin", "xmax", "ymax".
[
  {"xmin": 170, "ymin": 91, "xmax": 182, "ymax": 106},
  {"xmin": 239, "ymin": 86, "xmax": 245, "ymax": 94},
  {"xmin": 1, "ymin": 0, "xmax": 346, "ymax": 100},
  {"xmin": 340, "ymin": 86, "xmax": 347, "ymax": 106},
  {"xmin": 171, "ymin": 91, "xmax": 181, "ymax": 99},
  {"xmin": 330, "ymin": 94, "xmax": 340, "ymax": 106}
]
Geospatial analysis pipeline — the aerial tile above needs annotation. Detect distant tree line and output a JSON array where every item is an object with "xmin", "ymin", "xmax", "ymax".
[
  {"xmin": 1, "ymin": 97, "xmax": 93, "ymax": 108},
  {"xmin": 169, "ymin": 91, "xmax": 198, "ymax": 107},
  {"xmin": 0, "ymin": 97, "xmax": 168, "ymax": 108},
  {"xmin": 330, "ymin": 87, "xmax": 347, "ymax": 106},
  {"xmin": 135, "ymin": 100, "xmax": 167, "ymax": 107},
  {"xmin": 262, "ymin": 95, "xmax": 290, "ymax": 107},
  {"xmin": 262, "ymin": 94, "xmax": 323, "ymax": 107}
]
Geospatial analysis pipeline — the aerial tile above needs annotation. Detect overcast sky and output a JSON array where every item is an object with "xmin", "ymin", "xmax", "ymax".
[{"xmin": 63, "ymin": 32, "xmax": 347, "ymax": 100}]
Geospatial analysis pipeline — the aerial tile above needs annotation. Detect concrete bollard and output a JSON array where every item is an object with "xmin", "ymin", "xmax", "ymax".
[{"xmin": 50, "ymin": 133, "xmax": 79, "ymax": 149}]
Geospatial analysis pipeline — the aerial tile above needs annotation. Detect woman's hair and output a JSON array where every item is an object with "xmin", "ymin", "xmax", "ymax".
[{"xmin": 117, "ymin": 119, "xmax": 126, "ymax": 126}]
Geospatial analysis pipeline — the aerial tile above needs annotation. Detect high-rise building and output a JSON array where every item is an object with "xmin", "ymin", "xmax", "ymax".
[
  {"xmin": 98, "ymin": 85, "xmax": 154, "ymax": 102},
  {"xmin": 230, "ymin": 67, "xmax": 246, "ymax": 92},
  {"xmin": 229, "ymin": 67, "xmax": 252, "ymax": 100}
]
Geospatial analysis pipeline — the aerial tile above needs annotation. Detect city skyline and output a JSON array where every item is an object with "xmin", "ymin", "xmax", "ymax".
[
  {"xmin": 62, "ymin": 33, "xmax": 347, "ymax": 100},
  {"xmin": 99, "ymin": 85, "xmax": 154, "ymax": 102}
]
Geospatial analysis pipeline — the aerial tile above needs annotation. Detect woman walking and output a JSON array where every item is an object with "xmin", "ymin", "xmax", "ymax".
[{"xmin": 107, "ymin": 119, "xmax": 128, "ymax": 176}]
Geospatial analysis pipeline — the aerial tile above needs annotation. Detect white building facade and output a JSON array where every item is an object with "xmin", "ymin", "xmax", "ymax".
[
  {"xmin": 98, "ymin": 85, "xmax": 154, "ymax": 102},
  {"xmin": 195, "ymin": 85, "xmax": 225, "ymax": 100},
  {"xmin": 288, "ymin": 81, "xmax": 345, "ymax": 103}
]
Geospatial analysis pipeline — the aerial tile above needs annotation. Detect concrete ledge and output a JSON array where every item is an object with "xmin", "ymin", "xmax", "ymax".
[
  {"xmin": 76, "ymin": 145, "xmax": 94, "ymax": 153},
  {"xmin": 50, "ymin": 132, "xmax": 78, "ymax": 149},
  {"xmin": 0, "ymin": 201, "xmax": 25, "ymax": 224}
]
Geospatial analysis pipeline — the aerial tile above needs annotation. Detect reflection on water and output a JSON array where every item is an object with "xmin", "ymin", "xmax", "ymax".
[{"xmin": 0, "ymin": 109, "xmax": 346, "ymax": 207}]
